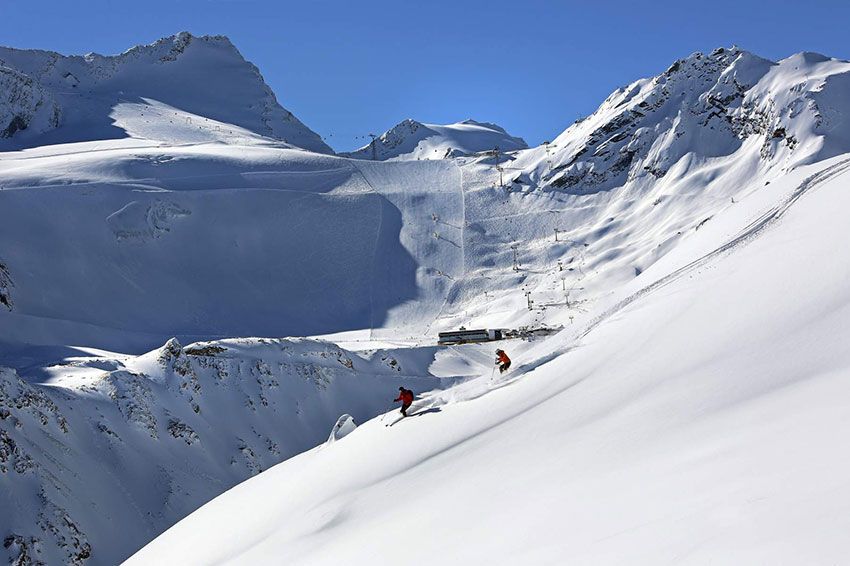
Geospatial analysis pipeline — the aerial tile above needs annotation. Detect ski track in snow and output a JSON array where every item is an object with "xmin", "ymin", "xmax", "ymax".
[
  {"xmin": 351, "ymin": 162, "xmax": 384, "ymax": 338},
  {"xmin": 0, "ymin": 167, "xmax": 358, "ymax": 193},
  {"xmin": 422, "ymin": 162, "xmax": 468, "ymax": 338},
  {"xmin": 577, "ymin": 156, "xmax": 850, "ymax": 344}
]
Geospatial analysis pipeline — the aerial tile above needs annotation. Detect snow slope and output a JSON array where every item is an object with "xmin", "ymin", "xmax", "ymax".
[
  {"xmin": 129, "ymin": 154, "xmax": 850, "ymax": 566},
  {"xmin": 4, "ymin": 42, "xmax": 850, "ymax": 565},
  {"xmin": 0, "ymin": 32, "xmax": 331, "ymax": 153},
  {"xmin": 341, "ymin": 118, "xmax": 527, "ymax": 161},
  {"xmin": 0, "ymin": 145, "xmax": 465, "ymax": 351}
]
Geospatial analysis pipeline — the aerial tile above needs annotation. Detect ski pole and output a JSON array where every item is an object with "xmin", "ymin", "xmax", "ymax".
[{"xmin": 379, "ymin": 402, "xmax": 395, "ymax": 423}]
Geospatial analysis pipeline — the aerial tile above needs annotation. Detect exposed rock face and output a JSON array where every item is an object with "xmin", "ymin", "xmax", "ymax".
[
  {"xmin": 0, "ymin": 65, "xmax": 60, "ymax": 139},
  {"xmin": 0, "ymin": 261, "xmax": 12, "ymax": 311}
]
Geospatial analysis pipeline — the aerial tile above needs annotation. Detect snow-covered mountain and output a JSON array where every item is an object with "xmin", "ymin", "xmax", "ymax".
[
  {"xmin": 4, "ymin": 40, "xmax": 850, "ymax": 565},
  {"xmin": 0, "ymin": 32, "xmax": 331, "ymax": 153},
  {"xmin": 513, "ymin": 47, "xmax": 850, "ymax": 192},
  {"xmin": 341, "ymin": 118, "xmax": 528, "ymax": 160}
]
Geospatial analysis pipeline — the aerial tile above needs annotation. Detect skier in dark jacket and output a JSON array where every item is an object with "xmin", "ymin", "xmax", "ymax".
[
  {"xmin": 496, "ymin": 349, "xmax": 511, "ymax": 373},
  {"xmin": 394, "ymin": 386, "xmax": 414, "ymax": 417}
]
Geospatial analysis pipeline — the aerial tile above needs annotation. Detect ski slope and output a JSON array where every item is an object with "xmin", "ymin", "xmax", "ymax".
[
  {"xmin": 130, "ymin": 154, "xmax": 850, "ymax": 566},
  {"xmin": 0, "ymin": 145, "xmax": 466, "ymax": 351}
]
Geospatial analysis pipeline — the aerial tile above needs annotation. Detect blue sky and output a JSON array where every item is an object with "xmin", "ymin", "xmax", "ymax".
[{"xmin": 2, "ymin": 0, "xmax": 848, "ymax": 151}]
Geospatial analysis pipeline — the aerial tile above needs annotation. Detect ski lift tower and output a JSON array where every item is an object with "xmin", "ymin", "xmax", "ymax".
[
  {"xmin": 510, "ymin": 243, "xmax": 521, "ymax": 272},
  {"xmin": 496, "ymin": 165, "xmax": 524, "ymax": 188},
  {"xmin": 543, "ymin": 141, "xmax": 557, "ymax": 172}
]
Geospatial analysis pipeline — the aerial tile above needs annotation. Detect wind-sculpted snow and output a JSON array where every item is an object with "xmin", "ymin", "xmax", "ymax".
[
  {"xmin": 0, "ymin": 32, "xmax": 331, "ymax": 152},
  {"xmin": 0, "ymin": 337, "xmax": 446, "ymax": 564}
]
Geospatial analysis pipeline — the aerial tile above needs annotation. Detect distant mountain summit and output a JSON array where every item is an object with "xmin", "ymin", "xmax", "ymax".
[
  {"xmin": 514, "ymin": 46, "xmax": 850, "ymax": 192},
  {"xmin": 341, "ymin": 118, "xmax": 528, "ymax": 160},
  {"xmin": 0, "ymin": 32, "xmax": 332, "ymax": 152}
]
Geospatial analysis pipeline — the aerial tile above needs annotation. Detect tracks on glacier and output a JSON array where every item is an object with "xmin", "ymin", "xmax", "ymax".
[{"xmin": 577, "ymin": 156, "xmax": 850, "ymax": 342}]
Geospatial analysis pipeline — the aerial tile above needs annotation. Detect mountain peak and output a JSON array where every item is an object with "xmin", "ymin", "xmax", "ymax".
[
  {"xmin": 781, "ymin": 51, "xmax": 833, "ymax": 65},
  {"xmin": 0, "ymin": 33, "xmax": 332, "ymax": 152},
  {"xmin": 341, "ymin": 118, "xmax": 527, "ymax": 161},
  {"xmin": 457, "ymin": 119, "xmax": 509, "ymax": 134},
  {"xmin": 661, "ymin": 45, "xmax": 767, "ymax": 79},
  {"xmin": 121, "ymin": 31, "xmax": 237, "ymax": 59},
  {"xmin": 529, "ymin": 46, "xmax": 849, "ymax": 194}
]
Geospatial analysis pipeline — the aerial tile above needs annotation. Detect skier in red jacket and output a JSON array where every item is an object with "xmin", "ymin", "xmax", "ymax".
[
  {"xmin": 394, "ymin": 387, "xmax": 414, "ymax": 417},
  {"xmin": 496, "ymin": 349, "xmax": 511, "ymax": 373}
]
